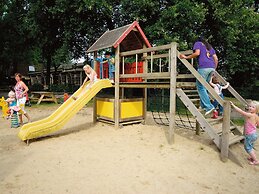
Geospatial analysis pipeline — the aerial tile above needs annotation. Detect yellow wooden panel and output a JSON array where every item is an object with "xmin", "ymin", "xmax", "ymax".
[
  {"xmin": 97, "ymin": 100, "xmax": 114, "ymax": 119},
  {"xmin": 121, "ymin": 101, "xmax": 143, "ymax": 119}
]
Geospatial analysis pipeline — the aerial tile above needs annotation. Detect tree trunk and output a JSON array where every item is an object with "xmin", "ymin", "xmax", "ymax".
[{"xmin": 46, "ymin": 56, "xmax": 51, "ymax": 87}]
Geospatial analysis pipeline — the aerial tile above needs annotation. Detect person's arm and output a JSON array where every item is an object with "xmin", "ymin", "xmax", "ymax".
[
  {"xmin": 221, "ymin": 82, "xmax": 229, "ymax": 89},
  {"xmin": 230, "ymin": 101, "xmax": 252, "ymax": 118},
  {"xmin": 100, "ymin": 60, "xmax": 108, "ymax": 64},
  {"xmin": 179, "ymin": 49, "xmax": 200, "ymax": 60},
  {"xmin": 5, "ymin": 98, "xmax": 11, "ymax": 103},
  {"xmin": 213, "ymin": 54, "xmax": 218, "ymax": 69},
  {"xmin": 20, "ymin": 81, "xmax": 29, "ymax": 94},
  {"xmin": 82, "ymin": 76, "xmax": 89, "ymax": 86},
  {"xmin": 209, "ymin": 76, "xmax": 216, "ymax": 88}
]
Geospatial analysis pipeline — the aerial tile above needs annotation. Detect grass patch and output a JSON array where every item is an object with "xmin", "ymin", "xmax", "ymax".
[{"xmin": 232, "ymin": 118, "xmax": 245, "ymax": 126}]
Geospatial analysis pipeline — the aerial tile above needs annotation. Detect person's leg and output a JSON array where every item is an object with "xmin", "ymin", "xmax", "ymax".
[
  {"xmin": 10, "ymin": 109, "xmax": 14, "ymax": 117},
  {"xmin": 197, "ymin": 68, "xmax": 215, "ymax": 113},
  {"xmin": 100, "ymin": 62, "xmax": 103, "ymax": 79},
  {"xmin": 18, "ymin": 97, "xmax": 29, "ymax": 123},
  {"xmin": 245, "ymin": 133, "xmax": 258, "ymax": 164},
  {"xmin": 19, "ymin": 114, "xmax": 23, "ymax": 125},
  {"xmin": 212, "ymin": 99, "xmax": 219, "ymax": 109},
  {"xmin": 24, "ymin": 113, "xmax": 31, "ymax": 122},
  {"xmin": 218, "ymin": 94, "xmax": 224, "ymax": 115},
  {"xmin": 109, "ymin": 64, "xmax": 114, "ymax": 79}
]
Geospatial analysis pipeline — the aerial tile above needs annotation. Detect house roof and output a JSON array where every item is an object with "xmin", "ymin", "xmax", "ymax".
[{"xmin": 87, "ymin": 21, "xmax": 151, "ymax": 53}]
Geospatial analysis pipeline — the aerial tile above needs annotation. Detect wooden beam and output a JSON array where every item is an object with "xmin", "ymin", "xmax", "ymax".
[
  {"xmin": 93, "ymin": 51, "xmax": 97, "ymax": 124},
  {"xmin": 179, "ymin": 50, "xmax": 193, "ymax": 55},
  {"xmin": 114, "ymin": 45, "xmax": 120, "ymax": 129},
  {"xmin": 118, "ymin": 82, "xmax": 195, "ymax": 89},
  {"xmin": 214, "ymin": 71, "xmax": 247, "ymax": 106},
  {"xmin": 169, "ymin": 42, "xmax": 177, "ymax": 144},
  {"xmin": 119, "ymin": 72, "xmax": 195, "ymax": 79},
  {"xmin": 120, "ymin": 44, "xmax": 171, "ymax": 57},
  {"xmin": 145, "ymin": 53, "xmax": 169, "ymax": 60},
  {"xmin": 220, "ymin": 101, "xmax": 230, "ymax": 162},
  {"xmin": 177, "ymin": 51, "xmax": 224, "ymax": 105},
  {"xmin": 143, "ymin": 44, "xmax": 148, "ymax": 124},
  {"xmin": 120, "ymin": 72, "xmax": 170, "ymax": 79}
]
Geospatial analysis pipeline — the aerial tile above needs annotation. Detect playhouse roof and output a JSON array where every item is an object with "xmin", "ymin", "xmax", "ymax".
[{"xmin": 87, "ymin": 21, "xmax": 151, "ymax": 53}]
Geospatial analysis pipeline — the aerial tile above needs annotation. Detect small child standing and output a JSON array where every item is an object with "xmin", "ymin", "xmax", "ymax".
[
  {"xmin": 5, "ymin": 91, "xmax": 21, "ymax": 128},
  {"xmin": 102, "ymin": 51, "xmax": 115, "ymax": 82},
  {"xmin": 230, "ymin": 101, "xmax": 259, "ymax": 165},
  {"xmin": 209, "ymin": 75, "xmax": 229, "ymax": 118}
]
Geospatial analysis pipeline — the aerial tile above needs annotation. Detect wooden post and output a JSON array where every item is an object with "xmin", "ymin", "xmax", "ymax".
[
  {"xmin": 169, "ymin": 42, "xmax": 177, "ymax": 144},
  {"xmin": 114, "ymin": 45, "xmax": 120, "ymax": 129},
  {"xmin": 221, "ymin": 101, "xmax": 230, "ymax": 162},
  {"xmin": 93, "ymin": 51, "xmax": 98, "ymax": 123},
  {"xmin": 143, "ymin": 45, "xmax": 148, "ymax": 124},
  {"xmin": 196, "ymin": 120, "xmax": 201, "ymax": 135}
]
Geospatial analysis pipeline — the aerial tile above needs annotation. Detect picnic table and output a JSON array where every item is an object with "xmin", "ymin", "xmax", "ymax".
[{"xmin": 30, "ymin": 91, "xmax": 58, "ymax": 105}]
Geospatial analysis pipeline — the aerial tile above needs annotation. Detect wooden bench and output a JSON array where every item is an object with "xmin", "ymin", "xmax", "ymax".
[{"xmin": 30, "ymin": 91, "xmax": 58, "ymax": 105}]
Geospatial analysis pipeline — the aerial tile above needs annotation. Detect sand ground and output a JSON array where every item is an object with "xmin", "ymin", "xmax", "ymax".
[{"xmin": 0, "ymin": 104, "xmax": 259, "ymax": 194}]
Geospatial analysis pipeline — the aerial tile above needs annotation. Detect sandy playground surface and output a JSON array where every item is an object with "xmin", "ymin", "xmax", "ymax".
[{"xmin": 0, "ymin": 103, "xmax": 259, "ymax": 194}]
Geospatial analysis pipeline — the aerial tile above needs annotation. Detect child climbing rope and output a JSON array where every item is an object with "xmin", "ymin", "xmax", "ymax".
[{"xmin": 230, "ymin": 101, "xmax": 259, "ymax": 165}]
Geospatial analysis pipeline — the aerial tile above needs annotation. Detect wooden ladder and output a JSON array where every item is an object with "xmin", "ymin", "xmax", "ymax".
[{"xmin": 176, "ymin": 88, "xmax": 244, "ymax": 166}]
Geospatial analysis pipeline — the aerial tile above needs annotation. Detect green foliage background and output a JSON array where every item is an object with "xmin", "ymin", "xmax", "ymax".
[{"xmin": 0, "ymin": 0, "xmax": 258, "ymax": 98}]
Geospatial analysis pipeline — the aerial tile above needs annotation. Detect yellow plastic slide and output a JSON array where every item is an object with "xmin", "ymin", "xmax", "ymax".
[{"xmin": 18, "ymin": 79, "xmax": 112, "ymax": 141}]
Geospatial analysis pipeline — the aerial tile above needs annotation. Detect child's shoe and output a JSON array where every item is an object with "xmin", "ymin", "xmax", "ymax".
[{"xmin": 211, "ymin": 110, "xmax": 218, "ymax": 119}]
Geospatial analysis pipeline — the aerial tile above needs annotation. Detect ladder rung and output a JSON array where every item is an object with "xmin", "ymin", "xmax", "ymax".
[
  {"xmin": 183, "ymin": 90, "xmax": 198, "ymax": 93},
  {"xmin": 190, "ymin": 98, "xmax": 200, "ymax": 102},
  {"xmin": 229, "ymin": 135, "xmax": 244, "ymax": 146},
  {"xmin": 187, "ymin": 94, "xmax": 199, "ymax": 97}
]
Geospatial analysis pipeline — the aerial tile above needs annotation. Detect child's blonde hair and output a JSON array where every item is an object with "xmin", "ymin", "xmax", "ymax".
[
  {"xmin": 83, "ymin": 65, "xmax": 91, "ymax": 70},
  {"xmin": 251, "ymin": 101, "xmax": 259, "ymax": 114},
  {"xmin": 8, "ymin": 91, "xmax": 15, "ymax": 98}
]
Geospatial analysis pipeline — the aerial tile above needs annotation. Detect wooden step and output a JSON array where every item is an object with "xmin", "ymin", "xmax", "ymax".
[
  {"xmin": 183, "ymin": 90, "xmax": 198, "ymax": 93},
  {"xmin": 207, "ymin": 117, "xmax": 223, "ymax": 124},
  {"xmin": 229, "ymin": 135, "xmax": 244, "ymax": 146},
  {"xmin": 190, "ymin": 98, "xmax": 200, "ymax": 102},
  {"xmin": 187, "ymin": 94, "xmax": 199, "ymax": 98},
  {"xmin": 214, "ymin": 125, "xmax": 236, "ymax": 135}
]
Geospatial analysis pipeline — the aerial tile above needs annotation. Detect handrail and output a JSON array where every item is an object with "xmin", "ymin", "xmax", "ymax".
[
  {"xmin": 120, "ymin": 44, "xmax": 171, "ymax": 57},
  {"xmin": 177, "ymin": 50, "xmax": 224, "ymax": 105},
  {"xmin": 213, "ymin": 71, "xmax": 247, "ymax": 106}
]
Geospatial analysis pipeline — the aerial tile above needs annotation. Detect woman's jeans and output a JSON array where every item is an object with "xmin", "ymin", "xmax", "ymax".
[{"xmin": 196, "ymin": 68, "xmax": 215, "ymax": 112}]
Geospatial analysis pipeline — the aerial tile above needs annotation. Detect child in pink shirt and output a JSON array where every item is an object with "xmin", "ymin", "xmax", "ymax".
[{"xmin": 230, "ymin": 101, "xmax": 259, "ymax": 165}]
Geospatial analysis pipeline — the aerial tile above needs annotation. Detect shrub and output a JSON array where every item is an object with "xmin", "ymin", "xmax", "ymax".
[{"xmin": 49, "ymin": 84, "xmax": 79, "ymax": 93}]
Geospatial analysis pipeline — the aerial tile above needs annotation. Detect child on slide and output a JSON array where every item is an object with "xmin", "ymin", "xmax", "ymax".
[
  {"xmin": 72, "ymin": 65, "xmax": 97, "ymax": 100},
  {"xmin": 230, "ymin": 101, "xmax": 259, "ymax": 165}
]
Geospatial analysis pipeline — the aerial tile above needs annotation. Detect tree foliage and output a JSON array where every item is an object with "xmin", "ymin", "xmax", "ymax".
[{"xmin": 0, "ymin": 0, "xmax": 258, "ymax": 97}]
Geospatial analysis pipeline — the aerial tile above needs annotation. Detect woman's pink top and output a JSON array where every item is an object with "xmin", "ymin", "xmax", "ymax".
[
  {"xmin": 14, "ymin": 81, "xmax": 25, "ymax": 99},
  {"xmin": 245, "ymin": 120, "xmax": 257, "ymax": 135}
]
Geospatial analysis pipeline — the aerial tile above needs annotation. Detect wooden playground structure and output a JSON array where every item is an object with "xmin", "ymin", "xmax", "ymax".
[{"xmin": 86, "ymin": 21, "xmax": 247, "ymax": 165}]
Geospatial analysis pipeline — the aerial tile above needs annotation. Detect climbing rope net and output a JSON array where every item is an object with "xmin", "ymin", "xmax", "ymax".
[{"xmin": 148, "ymin": 88, "xmax": 196, "ymax": 130}]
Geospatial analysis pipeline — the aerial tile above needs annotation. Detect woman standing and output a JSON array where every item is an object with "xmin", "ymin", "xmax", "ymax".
[
  {"xmin": 179, "ymin": 36, "xmax": 218, "ymax": 116},
  {"xmin": 14, "ymin": 73, "xmax": 31, "ymax": 124}
]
